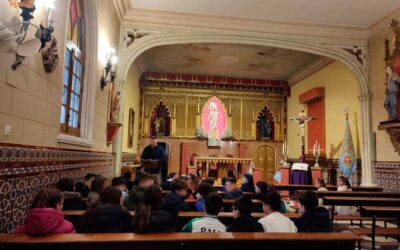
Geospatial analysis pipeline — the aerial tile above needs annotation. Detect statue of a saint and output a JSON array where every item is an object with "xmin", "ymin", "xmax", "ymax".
[
  {"xmin": 111, "ymin": 91, "xmax": 121, "ymax": 122},
  {"xmin": 208, "ymin": 102, "xmax": 218, "ymax": 139},
  {"xmin": 154, "ymin": 117, "xmax": 161, "ymax": 134},
  {"xmin": 384, "ymin": 65, "xmax": 400, "ymax": 120},
  {"xmin": 265, "ymin": 119, "xmax": 272, "ymax": 139}
]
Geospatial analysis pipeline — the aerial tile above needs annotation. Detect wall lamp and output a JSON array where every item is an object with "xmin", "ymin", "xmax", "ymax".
[
  {"xmin": 100, "ymin": 48, "xmax": 118, "ymax": 90},
  {"xmin": 0, "ymin": 0, "xmax": 56, "ymax": 71}
]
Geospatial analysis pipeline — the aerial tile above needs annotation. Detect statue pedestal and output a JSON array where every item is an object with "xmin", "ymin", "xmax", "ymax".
[
  {"xmin": 311, "ymin": 167, "xmax": 323, "ymax": 184},
  {"xmin": 378, "ymin": 121, "xmax": 400, "ymax": 155},
  {"xmin": 280, "ymin": 166, "xmax": 290, "ymax": 196}
]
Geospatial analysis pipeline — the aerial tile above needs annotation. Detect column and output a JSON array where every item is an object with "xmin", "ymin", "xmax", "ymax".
[
  {"xmin": 359, "ymin": 93, "xmax": 375, "ymax": 186},
  {"xmin": 112, "ymin": 79, "xmax": 128, "ymax": 177}
]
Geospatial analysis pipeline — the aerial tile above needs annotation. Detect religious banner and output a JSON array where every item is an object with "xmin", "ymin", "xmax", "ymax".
[
  {"xmin": 201, "ymin": 96, "xmax": 227, "ymax": 147},
  {"xmin": 338, "ymin": 113, "xmax": 357, "ymax": 177}
]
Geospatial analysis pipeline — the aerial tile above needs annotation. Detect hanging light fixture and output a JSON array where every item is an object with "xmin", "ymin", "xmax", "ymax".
[{"xmin": 0, "ymin": 0, "xmax": 56, "ymax": 71}]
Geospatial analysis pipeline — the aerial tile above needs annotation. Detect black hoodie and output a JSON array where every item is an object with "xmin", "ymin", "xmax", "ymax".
[
  {"xmin": 164, "ymin": 193, "xmax": 191, "ymax": 211},
  {"xmin": 228, "ymin": 215, "xmax": 264, "ymax": 232},
  {"xmin": 80, "ymin": 205, "xmax": 132, "ymax": 233},
  {"xmin": 294, "ymin": 207, "xmax": 333, "ymax": 232}
]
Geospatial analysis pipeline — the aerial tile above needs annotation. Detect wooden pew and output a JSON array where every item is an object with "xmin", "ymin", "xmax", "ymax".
[
  {"xmin": 323, "ymin": 196, "xmax": 400, "ymax": 226},
  {"xmin": 323, "ymin": 197, "xmax": 400, "ymax": 207},
  {"xmin": 0, "ymin": 232, "xmax": 362, "ymax": 250},
  {"xmin": 184, "ymin": 198, "xmax": 263, "ymax": 204},
  {"xmin": 63, "ymin": 210, "xmax": 300, "ymax": 219},
  {"xmin": 316, "ymin": 191, "xmax": 400, "ymax": 198},
  {"xmin": 274, "ymin": 184, "xmax": 383, "ymax": 192},
  {"xmin": 349, "ymin": 206, "xmax": 400, "ymax": 250},
  {"xmin": 62, "ymin": 210, "xmax": 301, "ymax": 231},
  {"xmin": 162, "ymin": 190, "xmax": 255, "ymax": 197}
]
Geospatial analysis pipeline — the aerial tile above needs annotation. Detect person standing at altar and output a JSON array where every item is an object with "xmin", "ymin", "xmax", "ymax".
[{"xmin": 141, "ymin": 137, "xmax": 165, "ymax": 177}]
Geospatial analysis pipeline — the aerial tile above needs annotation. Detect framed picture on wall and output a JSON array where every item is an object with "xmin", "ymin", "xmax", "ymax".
[{"xmin": 128, "ymin": 108, "xmax": 135, "ymax": 148}]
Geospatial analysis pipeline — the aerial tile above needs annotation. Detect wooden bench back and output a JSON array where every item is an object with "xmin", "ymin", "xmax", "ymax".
[{"xmin": 0, "ymin": 232, "xmax": 362, "ymax": 250}]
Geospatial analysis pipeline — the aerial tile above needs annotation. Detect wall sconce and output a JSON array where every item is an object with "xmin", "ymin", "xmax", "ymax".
[
  {"xmin": 100, "ymin": 48, "xmax": 118, "ymax": 90},
  {"xmin": 0, "ymin": 0, "xmax": 56, "ymax": 71}
]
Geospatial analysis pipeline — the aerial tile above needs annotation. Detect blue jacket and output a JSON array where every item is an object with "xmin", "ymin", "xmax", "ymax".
[
  {"xmin": 223, "ymin": 189, "xmax": 243, "ymax": 199},
  {"xmin": 195, "ymin": 198, "xmax": 205, "ymax": 212}
]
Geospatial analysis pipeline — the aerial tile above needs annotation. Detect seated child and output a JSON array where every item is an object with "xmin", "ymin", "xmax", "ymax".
[
  {"xmin": 228, "ymin": 196, "xmax": 263, "ymax": 232},
  {"xmin": 195, "ymin": 183, "xmax": 215, "ymax": 212},
  {"xmin": 254, "ymin": 181, "xmax": 272, "ymax": 200},
  {"xmin": 240, "ymin": 173, "xmax": 255, "ymax": 193},
  {"xmin": 294, "ymin": 191, "xmax": 332, "ymax": 232},
  {"xmin": 161, "ymin": 172, "xmax": 178, "ymax": 190},
  {"xmin": 133, "ymin": 185, "xmax": 178, "ymax": 233},
  {"xmin": 315, "ymin": 178, "xmax": 328, "ymax": 191},
  {"xmin": 180, "ymin": 175, "xmax": 195, "ymax": 199},
  {"xmin": 201, "ymin": 177, "xmax": 215, "ymax": 186},
  {"xmin": 87, "ymin": 176, "xmax": 111, "ymax": 207},
  {"xmin": 258, "ymin": 191, "xmax": 297, "ymax": 232},
  {"xmin": 314, "ymin": 178, "xmax": 328, "ymax": 207},
  {"xmin": 336, "ymin": 176, "xmax": 356, "ymax": 215},
  {"xmin": 123, "ymin": 171, "xmax": 135, "ymax": 191},
  {"xmin": 164, "ymin": 179, "xmax": 191, "ymax": 211},
  {"xmin": 75, "ymin": 173, "xmax": 96, "ymax": 198},
  {"xmin": 182, "ymin": 192, "xmax": 226, "ymax": 233},
  {"xmin": 223, "ymin": 177, "xmax": 243, "ymax": 199},
  {"xmin": 57, "ymin": 178, "xmax": 86, "ymax": 210},
  {"xmin": 15, "ymin": 189, "xmax": 75, "ymax": 235},
  {"xmin": 80, "ymin": 187, "xmax": 132, "ymax": 233},
  {"xmin": 112, "ymin": 177, "xmax": 129, "ymax": 200},
  {"xmin": 124, "ymin": 172, "xmax": 154, "ymax": 211}
]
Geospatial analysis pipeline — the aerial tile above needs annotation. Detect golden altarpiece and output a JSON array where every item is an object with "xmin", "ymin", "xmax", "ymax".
[{"xmin": 137, "ymin": 72, "xmax": 288, "ymax": 182}]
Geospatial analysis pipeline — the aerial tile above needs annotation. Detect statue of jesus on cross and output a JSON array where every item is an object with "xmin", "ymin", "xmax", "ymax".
[{"xmin": 289, "ymin": 110, "xmax": 316, "ymax": 162}]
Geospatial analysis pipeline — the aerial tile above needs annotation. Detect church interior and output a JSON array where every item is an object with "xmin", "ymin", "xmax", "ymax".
[{"xmin": 1, "ymin": 0, "xmax": 400, "ymax": 249}]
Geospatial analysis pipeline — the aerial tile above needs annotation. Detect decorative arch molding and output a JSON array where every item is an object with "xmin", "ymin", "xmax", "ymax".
[{"xmin": 116, "ymin": 32, "xmax": 373, "ymax": 186}]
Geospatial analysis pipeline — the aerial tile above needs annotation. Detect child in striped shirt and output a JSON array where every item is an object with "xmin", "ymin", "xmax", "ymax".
[{"xmin": 182, "ymin": 192, "xmax": 226, "ymax": 233}]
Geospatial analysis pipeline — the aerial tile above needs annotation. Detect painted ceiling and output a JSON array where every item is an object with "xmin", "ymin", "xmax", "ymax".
[
  {"xmin": 132, "ymin": 0, "xmax": 400, "ymax": 28},
  {"xmin": 138, "ymin": 43, "xmax": 321, "ymax": 80}
]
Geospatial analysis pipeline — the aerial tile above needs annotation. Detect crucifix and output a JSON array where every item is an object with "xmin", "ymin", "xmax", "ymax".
[{"xmin": 289, "ymin": 110, "xmax": 316, "ymax": 162}]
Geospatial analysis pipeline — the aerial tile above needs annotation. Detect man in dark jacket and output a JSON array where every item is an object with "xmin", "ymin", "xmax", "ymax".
[
  {"xmin": 294, "ymin": 191, "xmax": 333, "ymax": 232},
  {"xmin": 141, "ymin": 137, "xmax": 165, "ymax": 176},
  {"xmin": 228, "ymin": 196, "xmax": 264, "ymax": 232},
  {"xmin": 164, "ymin": 179, "xmax": 191, "ymax": 211}
]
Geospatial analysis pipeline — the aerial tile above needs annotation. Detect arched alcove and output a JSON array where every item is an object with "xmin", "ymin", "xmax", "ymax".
[{"xmin": 117, "ymin": 32, "xmax": 373, "ymax": 186}]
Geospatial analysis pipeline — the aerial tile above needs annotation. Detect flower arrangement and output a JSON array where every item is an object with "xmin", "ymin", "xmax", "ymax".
[
  {"xmin": 222, "ymin": 128, "xmax": 235, "ymax": 140},
  {"xmin": 194, "ymin": 127, "xmax": 207, "ymax": 140}
]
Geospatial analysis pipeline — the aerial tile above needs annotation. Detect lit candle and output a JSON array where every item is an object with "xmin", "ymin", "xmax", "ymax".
[{"xmin": 318, "ymin": 142, "xmax": 321, "ymax": 155}]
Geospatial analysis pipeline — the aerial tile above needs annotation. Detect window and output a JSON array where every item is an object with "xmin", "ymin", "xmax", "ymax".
[{"xmin": 60, "ymin": 0, "xmax": 85, "ymax": 136}]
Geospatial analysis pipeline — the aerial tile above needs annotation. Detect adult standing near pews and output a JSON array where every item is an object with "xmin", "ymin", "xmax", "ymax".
[{"xmin": 141, "ymin": 137, "xmax": 166, "ymax": 179}]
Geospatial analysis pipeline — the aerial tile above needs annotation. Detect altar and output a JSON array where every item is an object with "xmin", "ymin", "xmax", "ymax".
[{"xmin": 193, "ymin": 156, "xmax": 254, "ymax": 179}]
